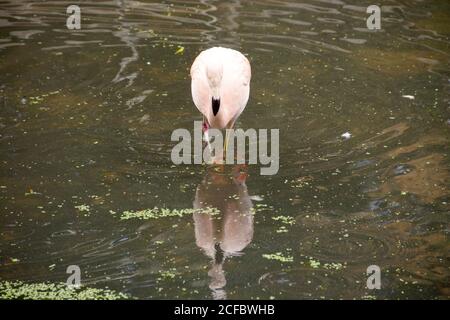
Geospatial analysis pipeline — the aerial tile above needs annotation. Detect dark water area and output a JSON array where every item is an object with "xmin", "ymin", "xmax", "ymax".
[{"xmin": 0, "ymin": 0, "xmax": 449, "ymax": 299}]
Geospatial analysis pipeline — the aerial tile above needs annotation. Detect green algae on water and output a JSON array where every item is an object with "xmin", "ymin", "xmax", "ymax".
[
  {"xmin": 273, "ymin": 215, "xmax": 295, "ymax": 233},
  {"xmin": 272, "ymin": 215, "xmax": 296, "ymax": 225},
  {"xmin": 262, "ymin": 252, "xmax": 293, "ymax": 263},
  {"xmin": 306, "ymin": 257, "xmax": 344, "ymax": 270},
  {"xmin": 309, "ymin": 258, "xmax": 321, "ymax": 269},
  {"xmin": 0, "ymin": 281, "xmax": 129, "ymax": 300},
  {"xmin": 27, "ymin": 90, "xmax": 60, "ymax": 105},
  {"xmin": 250, "ymin": 203, "xmax": 274, "ymax": 215},
  {"xmin": 323, "ymin": 262, "xmax": 344, "ymax": 270},
  {"xmin": 120, "ymin": 206, "xmax": 220, "ymax": 220},
  {"xmin": 158, "ymin": 269, "xmax": 177, "ymax": 280},
  {"xmin": 75, "ymin": 204, "xmax": 91, "ymax": 216},
  {"xmin": 276, "ymin": 225, "xmax": 289, "ymax": 233}
]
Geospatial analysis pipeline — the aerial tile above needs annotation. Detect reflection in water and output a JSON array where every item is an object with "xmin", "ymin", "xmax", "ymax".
[
  {"xmin": 193, "ymin": 166, "xmax": 253, "ymax": 299},
  {"xmin": 112, "ymin": 0, "xmax": 139, "ymax": 87}
]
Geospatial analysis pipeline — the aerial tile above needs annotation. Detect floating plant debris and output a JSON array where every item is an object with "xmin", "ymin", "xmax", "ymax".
[
  {"xmin": 0, "ymin": 281, "xmax": 129, "ymax": 300},
  {"xmin": 272, "ymin": 215, "xmax": 296, "ymax": 225},
  {"xmin": 75, "ymin": 204, "xmax": 91, "ymax": 216},
  {"xmin": 158, "ymin": 270, "xmax": 177, "ymax": 280},
  {"xmin": 27, "ymin": 90, "xmax": 60, "ymax": 105},
  {"xmin": 119, "ymin": 207, "xmax": 220, "ymax": 220},
  {"xmin": 306, "ymin": 257, "xmax": 345, "ymax": 270},
  {"xmin": 174, "ymin": 46, "xmax": 184, "ymax": 55},
  {"xmin": 262, "ymin": 252, "xmax": 293, "ymax": 263}
]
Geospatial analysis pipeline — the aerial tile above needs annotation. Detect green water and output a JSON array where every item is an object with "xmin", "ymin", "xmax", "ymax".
[{"xmin": 0, "ymin": 0, "xmax": 449, "ymax": 299}]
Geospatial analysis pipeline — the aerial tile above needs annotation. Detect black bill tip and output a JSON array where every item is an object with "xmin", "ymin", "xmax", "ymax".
[{"xmin": 212, "ymin": 97, "xmax": 220, "ymax": 116}]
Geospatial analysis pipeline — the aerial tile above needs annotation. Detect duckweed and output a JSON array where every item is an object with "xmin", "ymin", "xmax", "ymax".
[
  {"xmin": 75, "ymin": 204, "xmax": 91, "ymax": 216},
  {"xmin": 262, "ymin": 252, "xmax": 293, "ymax": 263},
  {"xmin": 307, "ymin": 257, "xmax": 344, "ymax": 270},
  {"xmin": 120, "ymin": 207, "xmax": 220, "ymax": 220},
  {"xmin": 272, "ymin": 215, "xmax": 296, "ymax": 225},
  {"xmin": 0, "ymin": 281, "xmax": 129, "ymax": 300},
  {"xmin": 309, "ymin": 258, "xmax": 321, "ymax": 269},
  {"xmin": 27, "ymin": 90, "xmax": 60, "ymax": 105},
  {"xmin": 276, "ymin": 226, "xmax": 289, "ymax": 233},
  {"xmin": 324, "ymin": 262, "xmax": 344, "ymax": 270},
  {"xmin": 158, "ymin": 270, "xmax": 177, "ymax": 280}
]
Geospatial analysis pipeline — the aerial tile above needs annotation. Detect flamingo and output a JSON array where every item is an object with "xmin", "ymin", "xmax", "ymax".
[{"xmin": 190, "ymin": 47, "xmax": 251, "ymax": 155}]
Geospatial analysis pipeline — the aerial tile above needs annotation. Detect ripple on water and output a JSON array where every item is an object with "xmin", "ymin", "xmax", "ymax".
[
  {"xmin": 50, "ymin": 229, "xmax": 77, "ymax": 238},
  {"xmin": 258, "ymin": 268, "xmax": 365, "ymax": 299},
  {"xmin": 299, "ymin": 232, "xmax": 392, "ymax": 263}
]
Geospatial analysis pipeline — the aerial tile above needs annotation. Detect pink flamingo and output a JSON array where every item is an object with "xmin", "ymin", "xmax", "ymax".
[{"xmin": 190, "ymin": 47, "xmax": 251, "ymax": 154}]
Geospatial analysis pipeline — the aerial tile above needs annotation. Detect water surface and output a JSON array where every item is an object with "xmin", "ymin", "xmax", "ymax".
[{"xmin": 0, "ymin": 0, "xmax": 449, "ymax": 299}]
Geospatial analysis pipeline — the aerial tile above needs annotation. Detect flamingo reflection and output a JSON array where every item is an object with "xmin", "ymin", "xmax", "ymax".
[{"xmin": 193, "ymin": 165, "xmax": 254, "ymax": 299}]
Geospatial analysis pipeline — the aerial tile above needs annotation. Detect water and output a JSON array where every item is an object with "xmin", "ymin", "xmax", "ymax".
[{"xmin": 0, "ymin": 0, "xmax": 449, "ymax": 299}]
